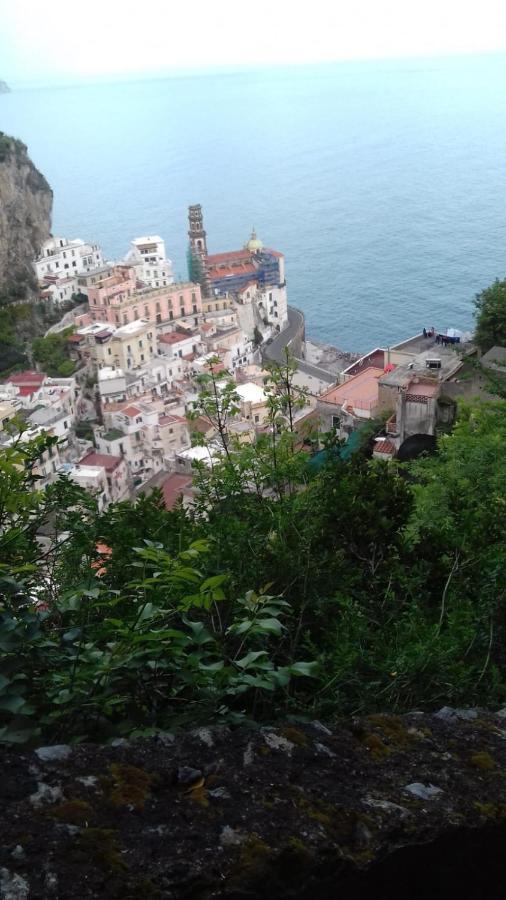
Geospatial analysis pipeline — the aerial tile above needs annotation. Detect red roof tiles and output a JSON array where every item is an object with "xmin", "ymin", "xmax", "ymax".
[
  {"xmin": 159, "ymin": 331, "xmax": 193, "ymax": 345},
  {"xmin": 79, "ymin": 452, "xmax": 123, "ymax": 472},
  {"xmin": 161, "ymin": 474, "xmax": 192, "ymax": 510},
  {"xmin": 374, "ymin": 440, "xmax": 395, "ymax": 455},
  {"xmin": 122, "ymin": 405, "xmax": 142, "ymax": 417},
  {"xmin": 7, "ymin": 371, "xmax": 46, "ymax": 386}
]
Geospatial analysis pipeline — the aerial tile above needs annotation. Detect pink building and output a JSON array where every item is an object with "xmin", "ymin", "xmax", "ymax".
[{"xmin": 87, "ymin": 265, "xmax": 202, "ymax": 328}]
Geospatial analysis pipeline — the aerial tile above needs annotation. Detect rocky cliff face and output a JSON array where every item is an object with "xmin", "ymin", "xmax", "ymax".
[{"xmin": 0, "ymin": 132, "xmax": 52, "ymax": 299}]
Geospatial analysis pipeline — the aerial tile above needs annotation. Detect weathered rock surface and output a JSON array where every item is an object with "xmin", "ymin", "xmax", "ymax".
[
  {"xmin": 2, "ymin": 710, "xmax": 506, "ymax": 898},
  {"xmin": 0, "ymin": 132, "xmax": 52, "ymax": 298}
]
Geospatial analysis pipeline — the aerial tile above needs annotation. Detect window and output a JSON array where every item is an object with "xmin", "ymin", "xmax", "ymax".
[
  {"xmin": 254, "ymin": 415, "xmax": 259, "ymax": 423},
  {"xmin": 169, "ymin": 311, "xmax": 173, "ymax": 321},
  {"xmin": 144, "ymin": 306, "xmax": 149, "ymax": 317},
  {"xmin": 193, "ymin": 305, "xmax": 197, "ymax": 313},
  {"xmin": 191, "ymin": 292, "xmax": 196, "ymax": 302},
  {"xmin": 108, "ymin": 347, "xmax": 112, "ymax": 355},
  {"xmin": 127, "ymin": 344, "xmax": 131, "ymax": 353},
  {"xmin": 139, "ymin": 340, "xmax": 143, "ymax": 348},
  {"xmin": 141, "ymin": 353, "xmax": 145, "ymax": 362},
  {"xmin": 332, "ymin": 415, "xmax": 341, "ymax": 429},
  {"xmin": 269, "ymin": 292, "xmax": 272, "ymax": 302},
  {"xmin": 179, "ymin": 295, "xmax": 184, "ymax": 304}
]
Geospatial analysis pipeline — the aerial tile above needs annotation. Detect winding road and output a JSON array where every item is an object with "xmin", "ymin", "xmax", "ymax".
[{"xmin": 263, "ymin": 306, "xmax": 336, "ymax": 385}]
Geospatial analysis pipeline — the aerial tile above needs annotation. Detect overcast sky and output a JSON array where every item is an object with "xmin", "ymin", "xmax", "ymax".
[{"xmin": 3, "ymin": 0, "xmax": 506, "ymax": 85}]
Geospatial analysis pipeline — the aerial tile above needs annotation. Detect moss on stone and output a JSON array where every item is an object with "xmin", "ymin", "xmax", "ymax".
[
  {"xmin": 279, "ymin": 726, "xmax": 309, "ymax": 747},
  {"xmin": 366, "ymin": 714, "xmax": 417, "ymax": 751},
  {"xmin": 107, "ymin": 763, "xmax": 156, "ymax": 810},
  {"xmin": 77, "ymin": 828, "xmax": 126, "ymax": 872},
  {"xmin": 470, "ymin": 751, "xmax": 496, "ymax": 771},
  {"xmin": 50, "ymin": 799, "xmax": 94, "ymax": 825},
  {"xmin": 352, "ymin": 726, "xmax": 391, "ymax": 761}
]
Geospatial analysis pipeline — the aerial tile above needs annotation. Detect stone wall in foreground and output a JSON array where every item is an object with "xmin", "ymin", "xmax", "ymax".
[{"xmin": 2, "ymin": 708, "xmax": 506, "ymax": 898}]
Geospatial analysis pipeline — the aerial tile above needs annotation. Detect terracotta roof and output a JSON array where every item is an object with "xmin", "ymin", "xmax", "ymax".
[
  {"xmin": 161, "ymin": 473, "xmax": 192, "ymax": 510},
  {"xmin": 319, "ymin": 367, "xmax": 383, "ymax": 412},
  {"xmin": 191, "ymin": 416, "xmax": 214, "ymax": 434},
  {"xmin": 122, "ymin": 405, "xmax": 142, "ymax": 417},
  {"xmin": 159, "ymin": 331, "xmax": 192, "ymax": 345},
  {"xmin": 67, "ymin": 333, "xmax": 84, "ymax": 343},
  {"xmin": 206, "ymin": 250, "xmax": 252, "ymax": 265},
  {"xmin": 200, "ymin": 323, "xmax": 213, "ymax": 332},
  {"xmin": 207, "ymin": 263, "xmax": 257, "ymax": 280},
  {"xmin": 79, "ymin": 451, "xmax": 123, "ymax": 472},
  {"xmin": 159, "ymin": 414, "xmax": 187, "ymax": 426},
  {"xmin": 374, "ymin": 440, "xmax": 395, "ymax": 455},
  {"xmin": 17, "ymin": 386, "xmax": 39, "ymax": 397},
  {"xmin": 7, "ymin": 371, "xmax": 46, "ymax": 386}
]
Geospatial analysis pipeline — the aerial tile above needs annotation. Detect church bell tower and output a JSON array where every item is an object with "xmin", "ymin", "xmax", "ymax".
[
  {"xmin": 188, "ymin": 204, "xmax": 211, "ymax": 299},
  {"xmin": 188, "ymin": 204, "xmax": 208, "ymax": 257}
]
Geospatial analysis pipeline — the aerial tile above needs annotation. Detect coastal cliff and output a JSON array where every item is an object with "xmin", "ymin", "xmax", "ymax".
[{"xmin": 0, "ymin": 132, "xmax": 52, "ymax": 300}]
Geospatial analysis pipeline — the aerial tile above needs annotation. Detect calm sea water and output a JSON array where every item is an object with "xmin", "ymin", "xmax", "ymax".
[{"xmin": 2, "ymin": 55, "xmax": 506, "ymax": 352}]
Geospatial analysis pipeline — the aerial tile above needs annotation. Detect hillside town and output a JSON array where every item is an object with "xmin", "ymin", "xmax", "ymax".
[{"xmin": 0, "ymin": 204, "xmax": 485, "ymax": 512}]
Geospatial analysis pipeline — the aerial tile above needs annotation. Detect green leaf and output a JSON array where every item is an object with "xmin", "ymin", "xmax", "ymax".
[
  {"xmin": 0, "ymin": 693, "xmax": 29, "ymax": 713},
  {"xmin": 289, "ymin": 661, "xmax": 319, "ymax": 677},
  {"xmin": 256, "ymin": 617, "xmax": 284, "ymax": 636},
  {"xmin": 235, "ymin": 651, "xmax": 269, "ymax": 670}
]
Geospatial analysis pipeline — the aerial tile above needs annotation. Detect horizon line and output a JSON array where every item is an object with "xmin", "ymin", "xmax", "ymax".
[{"xmin": 4, "ymin": 47, "xmax": 506, "ymax": 92}]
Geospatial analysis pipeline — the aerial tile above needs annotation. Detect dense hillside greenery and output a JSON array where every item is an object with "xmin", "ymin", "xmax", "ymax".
[
  {"xmin": 475, "ymin": 278, "xmax": 506, "ymax": 351},
  {"xmin": 1, "ymin": 375, "xmax": 506, "ymax": 745}
]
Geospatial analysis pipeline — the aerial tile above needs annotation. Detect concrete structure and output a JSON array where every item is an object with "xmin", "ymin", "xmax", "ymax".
[
  {"xmin": 67, "ymin": 462, "xmax": 109, "ymax": 511},
  {"xmin": 0, "ymin": 401, "xmax": 15, "ymax": 430},
  {"xmin": 78, "ymin": 451, "xmax": 129, "ymax": 504},
  {"xmin": 158, "ymin": 330, "xmax": 199, "ymax": 361},
  {"xmin": 124, "ymin": 236, "xmax": 174, "ymax": 289},
  {"xmin": 87, "ymin": 265, "xmax": 202, "ymax": 328},
  {"xmin": 92, "ymin": 319, "xmax": 156, "ymax": 371},
  {"xmin": 35, "ymin": 237, "xmax": 104, "ymax": 281},
  {"xmin": 318, "ymin": 367, "xmax": 384, "ymax": 437},
  {"xmin": 235, "ymin": 381, "xmax": 269, "ymax": 425},
  {"xmin": 40, "ymin": 274, "xmax": 79, "ymax": 305}
]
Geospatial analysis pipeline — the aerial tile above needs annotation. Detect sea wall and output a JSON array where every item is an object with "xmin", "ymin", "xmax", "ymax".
[{"xmin": 3, "ymin": 708, "xmax": 506, "ymax": 898}]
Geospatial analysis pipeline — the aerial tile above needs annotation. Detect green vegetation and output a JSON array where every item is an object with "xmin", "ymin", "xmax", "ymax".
[
  {"xmin": 1, "ymin": 341, "xmax": 506, "ymax": 746},
  {"xmin": 475, "ymin": 278, "xmax": 506, "ymax": 351},
  {"xmin": 32, "ymin": 327, "xmax": 75, "ymax": 377}
]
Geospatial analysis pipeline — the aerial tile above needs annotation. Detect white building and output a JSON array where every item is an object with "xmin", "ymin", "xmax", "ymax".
[
  {"xmin": 35, "ymin": 237, "xmax": 104, "ymax": 281},
  {"xmin": 42, "ymin": 275, "xmax": 80, "ymax": 306},
  {"xmin": 124, "ymin": 236, "xmax": 174, "ymax": 289}
]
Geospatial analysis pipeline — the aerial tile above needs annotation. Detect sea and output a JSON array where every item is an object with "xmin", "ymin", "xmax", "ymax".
[{"xmin": 2, "ymin": 53, "xmax": 506, "ymax": 353}]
